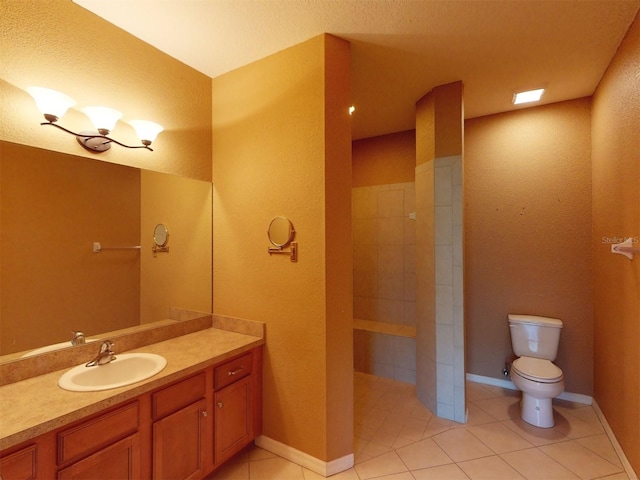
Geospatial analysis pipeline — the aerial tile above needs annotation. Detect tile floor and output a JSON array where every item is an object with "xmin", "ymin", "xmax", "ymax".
[{"xmin": 207, "ymin": 372, "xmax": 631, "ymax": 480}]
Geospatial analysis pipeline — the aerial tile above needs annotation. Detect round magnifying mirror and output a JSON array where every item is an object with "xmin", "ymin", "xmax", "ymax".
[
  {"xmin": 153, "ymin": 224, "xmax": 169, "ymax": 247},
  {"xmin": 268, "ymin": 216, "xmax": 295, "ymax": 248}
]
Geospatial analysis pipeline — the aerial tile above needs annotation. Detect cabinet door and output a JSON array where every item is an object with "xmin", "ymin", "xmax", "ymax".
[
  {"xmin": 153, "ymin": 399, "xmax": 207, "ymax": 480},
  {"xmin": 0, "ymin": 445, "xmax": 36, "ymax": 480},
  {"xmin": 214, "ymin": 376, "xmax": 252, "ymax": 465},
  {"xmin": 57, "ymin": 434, "xmax": 140, "ymax": 480}
]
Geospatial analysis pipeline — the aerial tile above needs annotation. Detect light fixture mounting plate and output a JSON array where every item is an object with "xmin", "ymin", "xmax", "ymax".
[{"xmin": 76, "ymin": 130, "xmax": 111, "ymax": 152}]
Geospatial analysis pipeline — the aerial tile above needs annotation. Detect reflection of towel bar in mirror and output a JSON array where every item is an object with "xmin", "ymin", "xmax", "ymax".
[
  {"xmin": 93, "ymin": 242, "xmax": 141, "ymax": 253},
  {"xmin": 268, "ymin": 242, "xmax": 298, "ymax": 262}
]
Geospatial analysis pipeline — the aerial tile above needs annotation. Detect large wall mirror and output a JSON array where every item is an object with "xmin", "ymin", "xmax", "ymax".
[{"xmin": 0, "ymin": 141, "xmax": 212, "ymax": 362}]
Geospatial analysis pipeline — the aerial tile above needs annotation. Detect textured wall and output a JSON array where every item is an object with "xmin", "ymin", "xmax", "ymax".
[
  {"xmin": 212, "ymin": 34, "xmax": 352, "ymax": 463},
  {"xmin": 0, "ymin": 0, "xmax": 212, "ymax": 181},
  {"xmin": 592, "ymin": 11, "xmax": 640, "ymax": 475},
  {"xmin": 352, "ymin": 130, "xmax": 416, "ymax": 187},
  {"xmin": 465, "ymin": 99, "xmax": 593, "ymax": 395}
]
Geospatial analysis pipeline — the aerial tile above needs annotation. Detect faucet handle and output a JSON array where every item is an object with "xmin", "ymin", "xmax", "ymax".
[{"xmin": 100, "ymin": 340, "xmax": 114, "ymax": 353}]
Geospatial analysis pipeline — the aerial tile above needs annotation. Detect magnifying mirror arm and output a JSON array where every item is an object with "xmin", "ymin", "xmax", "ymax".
[
  {"xmin": 268, "ymin": 242, "xmax": 297, "ymax": 262},
  {"xmin": 152, "ymin": 245, "xmax": 170, "ymax": 257}
]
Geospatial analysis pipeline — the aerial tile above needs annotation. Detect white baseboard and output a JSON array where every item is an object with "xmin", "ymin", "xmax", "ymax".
[
  {"xmin": 592, "ymin": 400, "xmax": 639, "ymax": 480},
  {"xmin": 465, "ymin": 373, "xmax": 593, "ymax": 405},
  {"xmin": 255, "ymin": 435, "xmax": 354, "ymax": 477}
]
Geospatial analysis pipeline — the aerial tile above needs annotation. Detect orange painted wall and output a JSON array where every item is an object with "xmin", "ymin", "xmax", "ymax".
[
  {"xmin": 591, "ymin": 11, "xmax": 640, "ymax": 474},
  {"xmin": 434, "ymin": 82, "xmax": 464, "ymax": 158},
  {"xmin": 0, "ymin": 0, "xmax": 212, "ymax": 181},
  {"xmin": 465, "ymin": 99, "xmax": 593, "ymax": 395},
  {"xmin": 212, "ymin": 35, "xmax": 352, "ymax": 462},
  {"xmin": 352, "ymin": 130, "xmax": 416, "ymax": 187}
]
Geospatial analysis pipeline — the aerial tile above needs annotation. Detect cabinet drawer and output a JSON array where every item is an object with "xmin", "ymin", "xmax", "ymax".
[
  {"xmin": 152, "ymin": 372, "xmax": 206, "ymax": 420},
  {"xmin": 58, "ymin": 434, "xmax": 140, "ymax": 480},
  {"xmin": 0, "ymin": 444, "xmax": 36, "ymax": 480},
  {"xmin": 214, "ymin": 352, "xmax": 252, "ymax": 390},
  {"xmin": 57, "ymin": 402, "xmax": 138, "ymax": 466}
]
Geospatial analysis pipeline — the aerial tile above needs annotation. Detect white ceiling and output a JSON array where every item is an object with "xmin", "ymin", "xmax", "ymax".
[{"xmin": 74, "ymin": 0, "xmax": 640, "ymax": 140}]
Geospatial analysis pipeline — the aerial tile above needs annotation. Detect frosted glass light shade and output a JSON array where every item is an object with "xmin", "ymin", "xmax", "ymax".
[
  {"xmin": 129, "ymin": 120, "xmax": 164, "ymax": 144},
  {"xmin": 83, "ymin": 106, "xmax": 122, "ymax": 133},
  {"xmin": 27, "ymin": 87, "xmax": 76, "ymax": 121}
]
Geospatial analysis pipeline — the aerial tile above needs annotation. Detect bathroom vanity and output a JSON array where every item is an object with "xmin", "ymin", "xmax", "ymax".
[{"xmin": 0, "ymin": 324, "xmax": 264, "ymax": 480}]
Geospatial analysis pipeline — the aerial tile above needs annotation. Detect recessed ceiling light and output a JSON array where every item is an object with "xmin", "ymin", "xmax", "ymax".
[{"xmin": 513, "ymin": 88, "xmax": 545, "ymax": 105}]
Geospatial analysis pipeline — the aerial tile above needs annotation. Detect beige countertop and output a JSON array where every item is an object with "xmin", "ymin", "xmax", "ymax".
[{"xmin": 0, "ymin": 327, "xmax": 264, "ymax": 451}]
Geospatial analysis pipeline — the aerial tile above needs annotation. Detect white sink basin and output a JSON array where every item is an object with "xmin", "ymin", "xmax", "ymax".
[{"xmin": 58, "ymin": 353, "xmax": 167, "ymax": 392}]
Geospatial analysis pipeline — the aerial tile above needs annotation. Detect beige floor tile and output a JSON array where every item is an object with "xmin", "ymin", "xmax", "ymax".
[
  {"xmin": 361, "ymin": 438, "xmax": 394, "ymax": 458},
  {"xmin": 467, "ymin": 422, "xmax": 535, "ymax": 454},
  {"xmin": 422, "ymin": 415, "xmax": 454, "ymax": 438},
  {"xmin": 354, "ymin": 451, "xmax": 409, "ymax": 480},
  {"xmin": 432, "ymin": 428, "xmax": 494, "ymax": 462},
  {"xmin": 501, "ymin": 448, "xmax": 580, "ymax": 480},
  {"xmin": 397, "ymin": 417, "xmax": 428, "ymax": 440},
  {"xmin": 465, "ymin": 402, "xmax": 499, "ymax": 426},
  {"xmin": 501, "ymin": 418, "xmax": 569, "ymax": 446},
  {"xmin": 248, "ymin": 446, "xmax": 277, "ymax": 462},
  {"xmin": 473, "ymin": 396, "xmax": 521, "ymax": 421},
  {"xmin": 367, "ymin": 473, "xmax": 415, "ymax": 480},
  {"xmin": 412, "ymin": 463, "xmax": 471, "ymax": 480},
  {"xmin": 466, "ymin": 382, "xmax": 501, "ymax": 402},
  {"xmin": 577, "ymin": 434, "xmax": 623, "ymax": 468},
  {"xmin": 395, "ymin": 437, "xmax": 454, "ymax": 470},
  {"xmin": 539, "ymin": 440, "xmax": 623, "ymax": 479},
  {"xmin": 301, "ymin": 466, "xmax": 360, "ymax": 479},
  {"xmin": 552, "ymin": 410, "xmax": 605, "ymax": 439},
  {"xmin": 592, "ymin": 473, "xmax": 630, "ymax": 480},
  {"xmin": 457, "ymin": 455, "xmax": 526, "ymax": 480},
  {"xmin": 205, "ymin": 460, "xmax": 249, "ymax": 480},
  {"xmin": 249, "ymin": 456, "xmax": 305, "ymax": 480}
]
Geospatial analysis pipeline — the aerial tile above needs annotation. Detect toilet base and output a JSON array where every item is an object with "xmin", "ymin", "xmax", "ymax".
[{"xmin": 520, "ymin": 393, "xmax": 555, "ymax": 428}]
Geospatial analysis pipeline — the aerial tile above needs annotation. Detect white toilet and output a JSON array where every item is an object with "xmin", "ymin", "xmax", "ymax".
[{"xmin": 508, "ymin": 314, "xmax": 565, "ymax": 428}]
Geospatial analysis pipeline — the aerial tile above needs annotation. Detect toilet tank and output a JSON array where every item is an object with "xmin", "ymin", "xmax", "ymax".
[{"xmin": 508, "ymin": 314, "xmax": 563, "ymax": 360}]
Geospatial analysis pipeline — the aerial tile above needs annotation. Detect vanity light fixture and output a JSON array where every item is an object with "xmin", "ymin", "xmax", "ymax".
[
  {"xmin": 27, "ymin": 87, "xmax": 163, "ymax": 152},
  {"xmin": 513, "ymin": 88, "xmax": 545, "ymax": 105}
]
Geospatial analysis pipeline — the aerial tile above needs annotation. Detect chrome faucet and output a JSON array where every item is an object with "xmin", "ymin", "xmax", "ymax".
[
  {"xmin": 71, "ymin": 330, "xmax": 86, "ymax": 346},
  {"xmin": 86, "ymin": 340, "xmax": 116, "ymax": 367}
]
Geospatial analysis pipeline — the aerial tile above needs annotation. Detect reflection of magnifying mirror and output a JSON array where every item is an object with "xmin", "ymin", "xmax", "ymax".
[
  {"xmin": 154, "ymin": 224, "xmax": 169, "ymax": 247},
  {"xmin": 267, "ymin": 216, "xmax": 295, "ymax": 248}
]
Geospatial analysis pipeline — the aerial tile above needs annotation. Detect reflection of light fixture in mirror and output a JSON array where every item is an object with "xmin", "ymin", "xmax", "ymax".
[
  {"xmin": 152, "ymin": 224, "xmax": 170, "ymax": 257},
  {"xmin": 267, "ymin": 216, "xmax": 297, "ymax": 262},
  {"xmin": 27, "ymin": 87, "xmax": 163, "ymax": 152}
]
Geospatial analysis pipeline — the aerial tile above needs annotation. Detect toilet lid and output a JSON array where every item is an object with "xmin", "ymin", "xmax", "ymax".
[{"xmin": 512, "ymin": 357, "xmax": 563, "ymax": 383}]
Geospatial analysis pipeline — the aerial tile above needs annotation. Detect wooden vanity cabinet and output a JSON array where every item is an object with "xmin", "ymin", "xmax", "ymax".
[
  {"xmin": 213, "ymin": 352, "xmax": 257, "ymax": 466},
  {"xmin": 151, "ymin": 372, "xmax": 209, "ymax": 480},
  {"xmin": 0, "ymin": 444, "xmax": 37, "ymax": 480},
  {"xmin": 56, "ymin": 402, "xmax": 140, "ymax": 480},
  {"xmin": 0, "ymin": 345, "xmax": 262, "ymax": 480}
]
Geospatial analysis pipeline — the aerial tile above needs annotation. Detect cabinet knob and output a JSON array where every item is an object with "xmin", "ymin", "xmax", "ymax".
[
  {"xmin": 217, "ymin": 401, "xmax": 224, "ymax": 408},
  {"xmin": 202, "ymin": 410, "xmax": 208, "ymax": 417}
]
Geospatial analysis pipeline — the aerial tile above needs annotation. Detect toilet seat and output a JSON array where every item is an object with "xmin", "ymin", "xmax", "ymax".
[{"xmin": 512, "ymin": 357, "xmax": 563, "ymax": 383}]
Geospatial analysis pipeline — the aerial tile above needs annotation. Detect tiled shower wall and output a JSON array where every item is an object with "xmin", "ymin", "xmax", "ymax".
[{"xmin": 353, "ymin": 182, "xmax": 417, "ymax": 383}]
